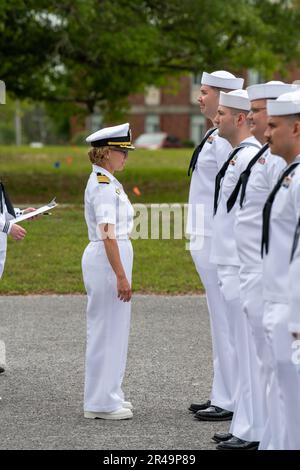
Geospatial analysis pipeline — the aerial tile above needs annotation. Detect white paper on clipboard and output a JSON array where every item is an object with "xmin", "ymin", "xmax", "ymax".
[{"xmin": 13, "ymin": 198, "xmax": 58, "ymax": 223}]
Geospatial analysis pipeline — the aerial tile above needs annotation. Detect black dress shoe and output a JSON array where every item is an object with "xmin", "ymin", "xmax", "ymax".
[
  {"xmin": 194, "ymin": 406, "xmax": 233, "ymax": 421},
  {"xmin": 189, "ymin": 400, "xmax": 211, "ymax": 413},
  {"xmin": 0, "ymin": 367, "xmax": 4, "ymax": 374},
  {"xmin": 212, "ymin": 432, "xmax": 233, "ymax": 443},
  {"xmin": 216, "ymin": 436, "xmax": 259, "ymax": 450}
]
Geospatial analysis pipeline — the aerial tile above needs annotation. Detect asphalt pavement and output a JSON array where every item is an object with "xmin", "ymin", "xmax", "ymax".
[{"xmin": 0, "ymin": 295, "xmax": 230, "ymax": 450}]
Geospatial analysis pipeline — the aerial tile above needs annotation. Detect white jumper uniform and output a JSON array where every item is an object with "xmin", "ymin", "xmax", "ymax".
[
  {"xmin": 262, "ymin": 158, "xmax": 300, "ymax": 450},
  {"xmin": 82, "ymin": 165, "xmax": 134, "ymax": 413},
  {"xmin": 289, "ymin": 223, "xmax": 300, "ymax": 335},
  {"xmin": 211, "ymin": 136, "xmax": 266, "ymax": 442},
  {"xmin": 0, "ymin": 192, "xmax": 22, "ymax": 278},
  {"xmin": 187, "ymin": 130, "xmax": 236, "ymax": 411},
  {"xmin": 234, "ymin": 149, "xmax": 286, "ymax": 446}
]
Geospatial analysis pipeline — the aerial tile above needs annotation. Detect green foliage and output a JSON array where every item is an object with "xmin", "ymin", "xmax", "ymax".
[{"xmin": 1, "ymin": 0, "xmax": 300, "ymax": 118}]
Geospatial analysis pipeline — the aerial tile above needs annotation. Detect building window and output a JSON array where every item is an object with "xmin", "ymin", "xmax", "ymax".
[
  {"xmin": 192, "ymin": 73, "xmax": 202, "ymax": 85},
  {"xmin": 145, "ymin": 86, "xmax": 160, "ymax": 106},
  {"xmin": 90, "ymin": 112, "xmax": 102, "ymax": 132},
  {"xmin": 247, "ymin": 69, "xmax": 264, "ymax": 86},
  {"xmin": 190, "ymin": 115, "xmax": 206, "ymax": 146},
  {"xmin": 145, "ymin": 114, "xmax": 160, "ymax": 133}
]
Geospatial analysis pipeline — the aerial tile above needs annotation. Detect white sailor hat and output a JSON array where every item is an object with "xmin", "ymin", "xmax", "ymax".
[
  {"xmin": 219, "ymin": 89, "xmax": 250, "ymax": 111},
  {"xmin": 86, "ymin": 122, "xmax": 135, "ymax": 150},
  {"xmin": 247, "ymin": 81, "xmax": 296, "ymax": 101},
  {"xmin": 0, "ymin": 80, "xmax": 6, "ymax": 105},
  {"xmin": 267, "ymin": 90, "xmax": 300, "ymax": 116},
  {"xmin": 201, "ymin": 71, "xmax": 244, "ymax": 90}
]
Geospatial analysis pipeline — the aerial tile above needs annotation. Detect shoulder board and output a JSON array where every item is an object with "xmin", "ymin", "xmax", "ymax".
[{"xmin": 97, "ymin": 173, "xmax": 110, "ymax": 184}]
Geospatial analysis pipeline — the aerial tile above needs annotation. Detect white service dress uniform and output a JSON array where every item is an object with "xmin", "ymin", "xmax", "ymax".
[
  {"xmin": 234, "ymin": 147, "xmax": 286, "ymax": 447},
  {"xmin": 187, "ymin": 70, "xmax": 244, "ymax": 413},
  {"xmin": 261, "ymin": 158, "xmax": 300, "ymax": 450},
  {"xmin": 82, "ymin": 164, "xmax": 134, "ymax": 413},
  {"xmin": 211, "ymin": 133, "xmax": 266, "ymax": 443},
  {"xmin": 288, "ymin": 217, "xmax": 300, "ymax": 446},
  {"xmin": 0, "ymin": 183, "xmax": 22, "ymax": 278},
  {"xmin": 187, "ymin": 130, "xmax": 237, "ymax": 411}
]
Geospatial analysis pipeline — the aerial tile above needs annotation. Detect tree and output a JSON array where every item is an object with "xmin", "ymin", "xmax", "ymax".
[{"xmin": 0, "ymin": 0, "xmax": 300, "ymax": 120}]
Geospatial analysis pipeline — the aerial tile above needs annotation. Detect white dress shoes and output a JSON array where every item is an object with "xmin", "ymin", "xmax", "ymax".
[
  {"xmin": 123, "ymin": 401, "xmax": 133, "ymax": 410},
  {"xmin": 84, "ymin": 407, "xmax": 133, "ymax": 420}
]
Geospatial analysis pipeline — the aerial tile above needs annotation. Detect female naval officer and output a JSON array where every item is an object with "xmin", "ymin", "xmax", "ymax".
[{"xmin": 82, "ymin": 123, "xmax": 135, "ymax": 420}]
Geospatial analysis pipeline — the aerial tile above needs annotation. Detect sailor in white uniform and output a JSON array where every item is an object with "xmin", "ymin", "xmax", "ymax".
[
  {"xmin": 82, "ymin": 123, "xmax": 135, "ymax": 420},
  {"xmin": 261, "ymin": 90, "xmax": 300, "ymax": 449},
  {"xmin": 206, "ymin": 89, "xmax": 263, "ymax": 449},
  {"xmin": 289, "ymin": 218, "xmax": 300, "ymax": 340},
  {"xmin": 224, "ymin": 82, "xmax": 294, "ymax": 450},
  {"xmin": 0, "ymin": 80, "xmax": 35, "ymax": 377},
  {"xmin": 287, "ymin": 218, "xmax": 300, "ymax": 447},
  {"xmin": 187, "ymin": 71, "xmax": 244, "ymax": 421}
]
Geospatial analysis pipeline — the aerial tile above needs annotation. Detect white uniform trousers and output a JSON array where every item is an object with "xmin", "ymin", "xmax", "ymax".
[
  {"xmin": 217, "ymin": 265, "xmax": 264, "ymax": 442},
  {"xmin": 82, "ymin": 239, "xmax": 133, "ymax": 412},
  {"xmin": 260, "ymin": 302, "xmax": 300, "ymax": 450},
  {"xmin": 190, "ymin": 236, "xmax": 236, "ymax": 411},
  {"xmin": 0, "ymin": 232, "xmax": 7, "ymax": 278},
  {"xmin": 237, "ymin": 271, "xmax": 267, "ymax": 442}
]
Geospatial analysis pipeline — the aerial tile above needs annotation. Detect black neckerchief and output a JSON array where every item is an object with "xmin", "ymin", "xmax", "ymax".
[
  {"xmin": 213, "ymin": 141, "xmax": 260, "ymax": 216},
  {"xmin": 188, "ymin": 127, "xmax": 217, "ymax": 176},
  {"xmin": 261, "ymin": 162, "xmax": 300, "ymax": 257},
  {"xmin": 226, "ymin": 143, "xmax": 269, "ymax": 213},
  {"xmin": 290, "ymin": 216, "xmax": 300, "ymax": 262},
  {"xmin": 0, "ymin": 182, "xmax": 15, "ymax": 217}
]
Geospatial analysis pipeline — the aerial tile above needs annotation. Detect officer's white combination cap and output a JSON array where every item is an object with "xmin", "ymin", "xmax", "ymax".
[
  {"xmin": 0, "ymin": 80, "xmax": 6, "ymax": 105},
  {"xmin": 267, "ymin": 90, "xmax": 300, "ymax": 116},
  {"xmin": 219, "ymin": 89, "xmax": 250, "ymax": 111},
  {"xmin": 201, "ymin": 71, "xmax": 244, "ymax": 90},
  {"xmin": 247, "ymin": 81, "xmax": 296, "ymax": 101},
  {"xmin": 86, "ymin": 122, "xmax": 135, "ymax": 149}
]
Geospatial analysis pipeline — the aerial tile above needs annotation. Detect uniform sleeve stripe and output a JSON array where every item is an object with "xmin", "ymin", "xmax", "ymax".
[{"xmin": 2, "ymin": 221, "xmax": 10, "ymax": 233}]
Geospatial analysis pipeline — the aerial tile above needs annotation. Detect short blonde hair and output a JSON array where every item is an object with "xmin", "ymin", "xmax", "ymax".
[{"xmin": 88, "ymin": 146, "xmax": 110, "ymax": 165}]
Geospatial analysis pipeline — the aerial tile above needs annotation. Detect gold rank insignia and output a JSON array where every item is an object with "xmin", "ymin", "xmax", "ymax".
[
  {"xmin": 116, "ymin": 188, "xmax": 121, "ymax": 195},
  {"xmin": 97, "ymin": 173, "xmax": 110, "ymax": 184}
]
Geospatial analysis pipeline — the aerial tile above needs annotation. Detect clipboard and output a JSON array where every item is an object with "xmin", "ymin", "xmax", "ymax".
[{"xmin": 13, "ymin": 198, "xmax": 58, "ymax": 223}]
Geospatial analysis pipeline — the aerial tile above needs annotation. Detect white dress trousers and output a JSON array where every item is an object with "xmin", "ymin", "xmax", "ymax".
[
  {"xmin": 211, "ymin": 137, "xmax": 265, "ymax": 441},
  {"xmin": 82, "ymin": 239, "xmax": 133, "ymax": 412},
  {"xmin": 187, "ymin": 132, "xmax": 235, "ymax": 410}
]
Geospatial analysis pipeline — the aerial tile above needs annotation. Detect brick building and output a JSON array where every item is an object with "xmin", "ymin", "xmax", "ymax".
[{"xmin": 128, "ymin": 74, "xmax": 206, "ymax": 146}]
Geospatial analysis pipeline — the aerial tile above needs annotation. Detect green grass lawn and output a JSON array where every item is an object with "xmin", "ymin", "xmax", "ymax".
[
  {"xmin": 0, "ymin": 146, "xmax": 202, "ymax": 294},
  {"xmin": 0, "ymin": 145, "xmax": 192, "ymax": 204},
  {"xmin": 0, "ymin": 207, "xmax": 202, "ymax": 295}
]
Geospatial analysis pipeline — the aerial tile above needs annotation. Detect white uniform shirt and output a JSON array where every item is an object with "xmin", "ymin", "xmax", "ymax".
[
  {"xmin": 263, "ymin": 157, "xmax": 300, "ymax": 303},
  {"xmin": 289, "ymin": 236, "xmax": 300, "ymax": 333},
  {"xmin": 0, "ymin": 192, "xmax": 21, "ymax": 234},
  {"xmin": 235, "ymin": 150, "xmax": 286, "ymax": 272},
  {"xmin": 84, "ymin": 165, "xmax": 134, "ymax": 241},
  {"xmin": 187, "ymin": 130, "xmax": 232, "ymax": 237},
  {"xmin": 210, "ymin": 136, "xmax": 261, "ymax": 266}
]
